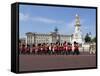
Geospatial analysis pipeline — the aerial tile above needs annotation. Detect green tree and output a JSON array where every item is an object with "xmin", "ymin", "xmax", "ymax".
[{"xmin": 84, "ymin": 33, "xmax": 91, "ymax": 43}]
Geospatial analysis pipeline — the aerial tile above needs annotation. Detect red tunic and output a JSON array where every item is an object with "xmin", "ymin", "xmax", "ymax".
[
  {"xmin": 74, "ymin": 45, "xmax": 79, "ymax": 51},
  {"xmin": 59, "ymin": 47, "xmax": 62, "ymax": 51},
  {"xmin": 45, "ymin": 47, "xmax": 47, "ymax": 51},
  {"xmin": 22, "ymin": 47, "xmax": 26, "ymax": 52},
  {"xmin": 32, "ymin": 47, "xmax": 35, "ymax": 52},
  {"xmin": 57, "ymin": 46, "xmax": 60, "ymax": 51},
  {"xmin": 54, "ymin": 46, "xmax": 58, "ymax": 51},
  {"xmin": 26, "ymin": 47, "xmax": 30, "ymax": 52},
  {"xmin": 67, "ymin": 46, "xmax": 72, "ymax": 51},
  {"xmin": 51, "ymin": 46, "xmax": 53, "ymax": 51},
  {"xmin": 38, "ymin": 47, "xmax": 41, "ymax": 52},
  {"xmin": 63, "ymin": 45, "xmax": 67, "ymax": 51}
]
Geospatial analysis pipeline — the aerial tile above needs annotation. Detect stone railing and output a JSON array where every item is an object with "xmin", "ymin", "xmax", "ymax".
[{"xmin": 79, "ymin": 43, "xmax": 96, "ymax": 54}]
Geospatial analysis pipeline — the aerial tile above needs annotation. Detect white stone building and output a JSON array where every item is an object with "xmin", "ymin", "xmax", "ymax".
[{"xmin": 26, "ymin": 31, "xmax": 72, "ymax": 45}]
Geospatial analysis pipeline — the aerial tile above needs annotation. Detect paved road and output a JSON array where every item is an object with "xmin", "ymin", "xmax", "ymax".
[{"xmin": 19, "ymin": 54, "xmax": 96, "ymax": 72}]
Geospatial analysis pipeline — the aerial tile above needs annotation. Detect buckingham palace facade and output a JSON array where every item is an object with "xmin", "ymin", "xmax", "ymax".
[{"xmin": 25, "ymin": 31, "xmax": 72, "ymax": 45}]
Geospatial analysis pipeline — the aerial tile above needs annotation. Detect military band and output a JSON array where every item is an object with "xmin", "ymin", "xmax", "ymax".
[{"xmin": 19, "ymin": 41, "xmax": 80, "ymax": 55}]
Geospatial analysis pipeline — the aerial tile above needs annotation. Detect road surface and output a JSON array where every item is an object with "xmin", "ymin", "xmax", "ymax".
[{"xmin": 19, "ymin": 53, "xmax": 96, "ymax": 72}]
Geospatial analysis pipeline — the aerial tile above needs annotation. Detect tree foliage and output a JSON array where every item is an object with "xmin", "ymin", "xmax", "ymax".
[{"xmin": 84, "ymin": 33, "xmax": 91, "ymax": 43}]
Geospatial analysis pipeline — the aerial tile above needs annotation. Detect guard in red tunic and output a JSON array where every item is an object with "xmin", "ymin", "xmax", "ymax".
[
  {"xmin": 46, "ymin": 44, "xmax": 49, "ymax": 55},
  {"xmin": 73, "ymin": 42, "xmax": 80, "ymax": 55},
  {"xmin": 63, "ymin": 42, "xmax": 67, "ymax": 55},
  {"xmin": 52, "ymin": 44, "xmax": 55, "ymax": 54},
  {"xmin": 59, "ymin": 45, "xmax": 61, "ymax": 54},
  {"xmin": 56, "ymin": 44, "xmax": 60, "ymax": 55},
  {"xmin": 37, "ymin": 44, "xmax": 41, "ymax": 54},
  {"xmin": 54, "ymin": 42, "xmax": 59, "ymax": 55},
  {"xmin": 54, "ymin": 44, "xmax": 58, "ymax": 55},
  {"xmin": 26, "ymin": 44, "xmax": 30, "ymax": 54},
  {"xmin": 36, "ymin": 45, "xmax": 39, "ymax": 54},
  {"xmin": 67, "ymin": 43, "xmax": 72, "ymax": 55},
  {"xmin": 51, "ymin": 44, "xmax": 53, "ymax": 54},
  {"xmin": 44, "ymin": 45, "xmax": 48, "ymax": 55},
  {"xmin": 41, "ymin": 44, "xmax": 44, "ymax": 54},
  {"xmin": 40, "ymin": 44, "xmax": 43, "ymax": 54},
  {"xmin": 21, "ymin": 44, "xmax": 26, "ymax": 54},
  {"xmin": 48, "ymin": 43, "xmax": 52, "ymax": 55},
  {"xmin": 60, "ymin": 44, "xmax": 63, "ymax": 55},
  {"xmin": 32, "ymin": 44, "xmax": 35, "ymax": 54}
]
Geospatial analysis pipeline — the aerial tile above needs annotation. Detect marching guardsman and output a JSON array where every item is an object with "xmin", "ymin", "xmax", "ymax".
[
  {"xmin": 67, "ymin": 43, "xmax": 72, "ymax": 55},
  {"xmin": 58, "ymin": 44, "xmax": 62, "ymax": 55},
  {"xmin": 58, "ymin": 44, "xmax": 61, "ymax": 54},
  {"xmin": 35, "ymin": 45, "xmax": 38, "ymax": 54},
  {"xmin": 37, "ymin": 44, "xmax": 41, "ymax": 54},
  {"xmin": 41, "ymin": 44, "xmax": 45, "ymax": 54},
  {"xmin": 51, "ymin": 43, "xmax": 54, "ymax": 55},
  {"xmin": 73, "ymin": 42, "xmax": 80, "ymax": 55},
  {"xmin": 44, "ymin": 45, "xmax": 48, "ymax": 54},
  {"xmin": 60, "ymin": 44, "xmax": 63, "ymax": 55},
  {"xmin": 54, "ymin": 44, "xmax": 57, "ymax": 55},
  {"xmin": 41, "ymin": 43, "xmax": 45, "ymax": 54},
  {"xmin": 40, "ymin": 44, "xmax": 43, "ymax": 54},
  {"xmin": 48, "ymin": 43, "xmax": 52, "ymax": 55},
  {"xmin": 63, "ymin": 41, "xmax": 67, "ymax": 55},
  {"xmin": 46, "ymin": 44, "xmax": 49, "ymax": 54},
  {"xmin": 26, "ymin": 44, "xmax": 30, "ymax": 54},
  {"xmin": 52, "ymin": 44, "xmax": 55, "ymax": 54},
  {"xmin": 32, "ymin": 44, "xmax": 35, "ymax": 54},
  {"xmin": 54, "ymin": 42, "xmax": 58, "ymax": 55},
  {"xmin": 42, "ymin": 43, "xmax": 46, "ymax": 54},
  {"xmin": 21, "ymin": 44, "xmax": 26, "ymax": 54},
  {"xmin": 58, "ymin": 43, "xmax": 61, "ymax": 55},
  {"xmin": 55, "ymin": 44, "xmax": 58, "ymax": 55}
]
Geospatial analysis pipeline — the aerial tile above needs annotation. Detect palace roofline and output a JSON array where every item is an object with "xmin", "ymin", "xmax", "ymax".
[{"xmin": 26, "ymin": 32, "xmax": 72, "ymax": 36}]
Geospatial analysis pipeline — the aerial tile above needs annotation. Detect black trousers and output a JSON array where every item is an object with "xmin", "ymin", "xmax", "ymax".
[
  {"xmin": 73, "ymin": 50, "xmax": 80, "ymax": 55},
  {"xmin": 67, "ymin": 51, "xmax": 72, "ymax": 55}
]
